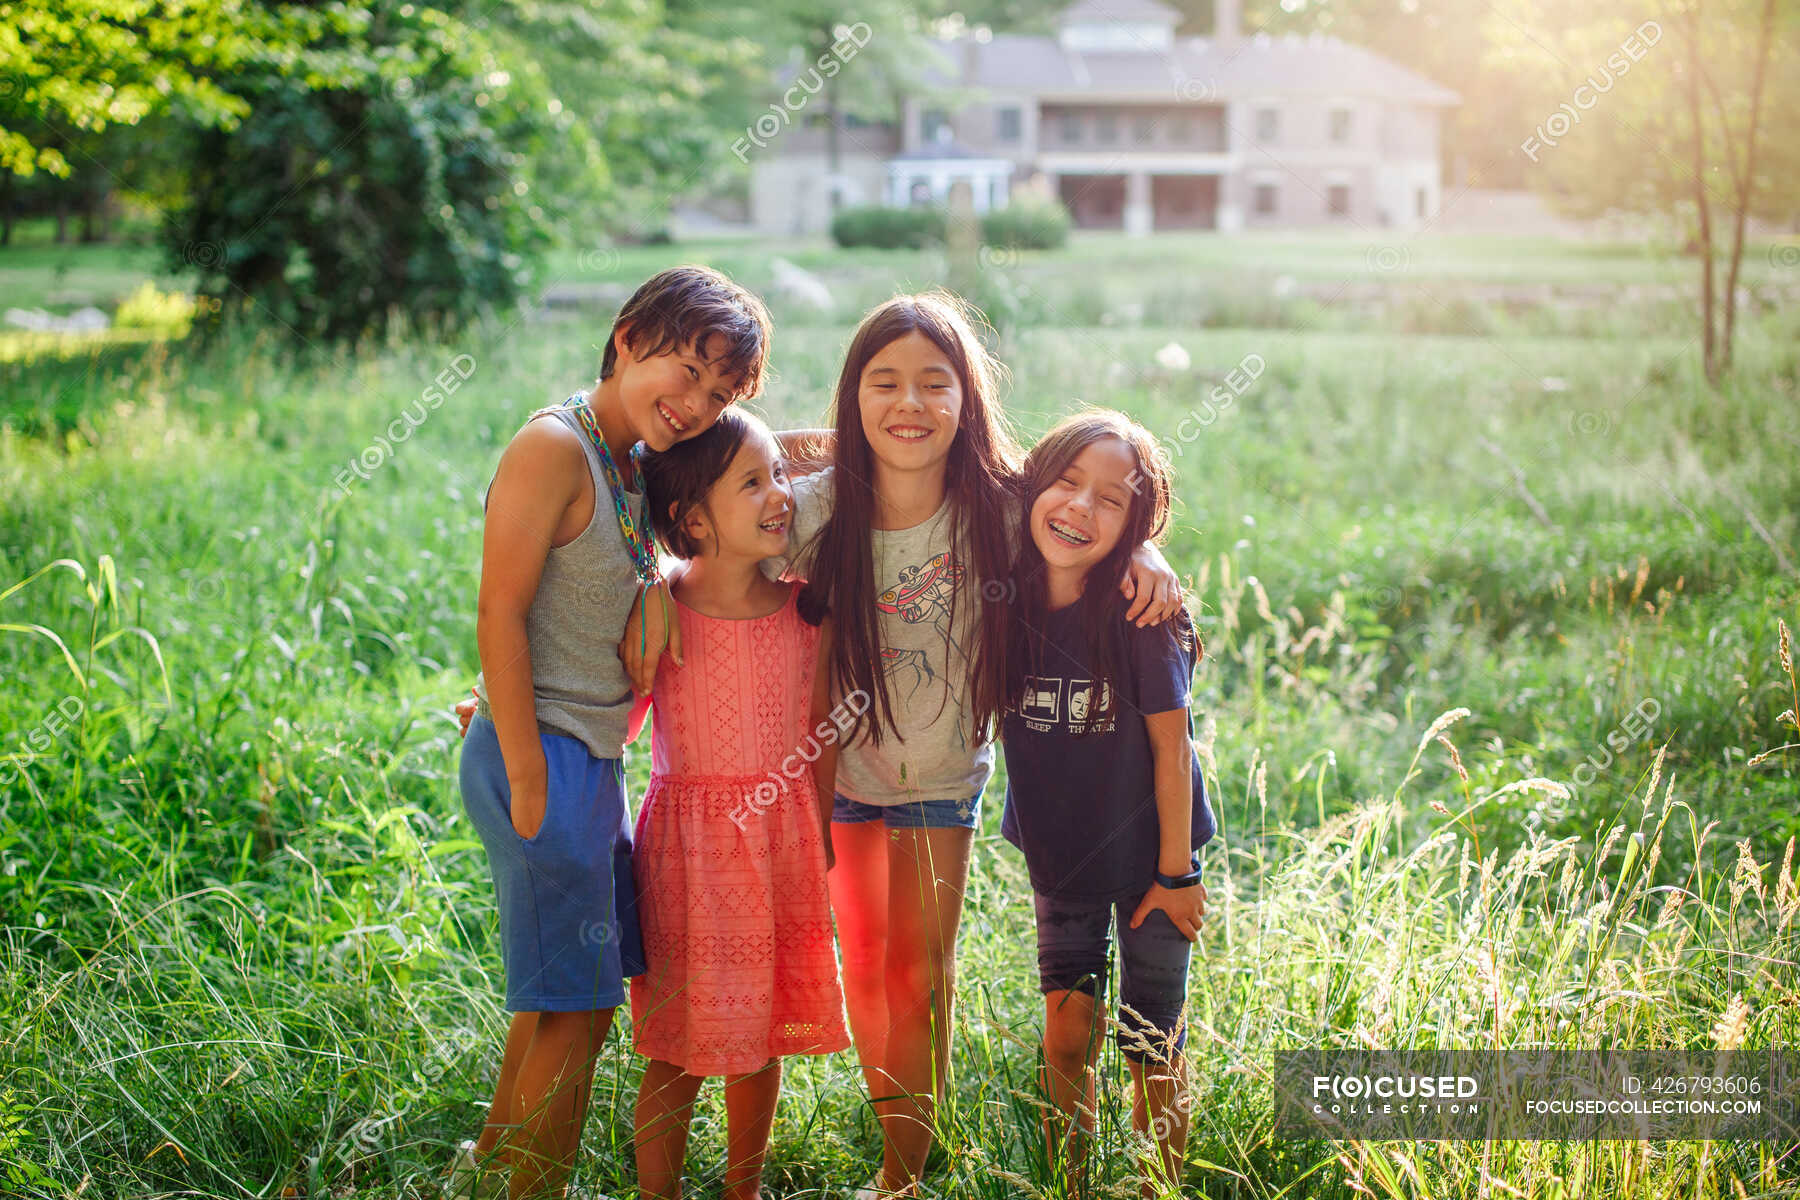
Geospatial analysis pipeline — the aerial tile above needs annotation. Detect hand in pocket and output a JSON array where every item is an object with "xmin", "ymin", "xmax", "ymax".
[{"xmin": 509, "ymin": 773, "xmax": 549, "ymax": 840}]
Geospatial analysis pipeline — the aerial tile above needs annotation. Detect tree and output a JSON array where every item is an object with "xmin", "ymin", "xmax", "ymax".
[
  {"xmin": 168, "ymin": 1, "xmax": 559, "ymax": 339},
  {"xmin": 0, "ymin": 0, "xmax": 254, "ymax": 180},
  {"xmin": 1483, "ymin": 0, "xmax": 1798, "ymax": 382},
  {"xmin": 701, "ymin": 0, "xmax": 956, "ymax": 209}
]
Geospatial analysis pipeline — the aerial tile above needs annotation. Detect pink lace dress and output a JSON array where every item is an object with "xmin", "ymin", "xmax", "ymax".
[{"xmin": 629, "ymin": 586, "xmax": 849, "ymax": 1075}]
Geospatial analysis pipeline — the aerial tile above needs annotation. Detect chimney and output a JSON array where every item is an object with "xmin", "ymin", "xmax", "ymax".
[{"xmin": 1214, "ymin": 0, "xmax": 1241, "ymax": 46}]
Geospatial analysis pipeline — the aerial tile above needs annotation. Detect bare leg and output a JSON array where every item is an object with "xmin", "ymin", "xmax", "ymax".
[
  {"xmin": 828, "ymin": 821, "xmax": 894, "ymax": 1128},
  {"xmin": 873, "ymin": 826, "xmax": 973, "ymax": 1192},
  {"xmin": 721, "ymin": 1059, "xmax": 782, "ymax": 1200},
  {"xmin": 634, "ymin": 1059, "xmax": 705, "ymax": 1200},
  {"xmin": 1040, "ymin": 989, "xmax": 1105, "ymax": 1191},
  {"xmin": 509, "ymin": 1007, "xmax": 615, "ymax": 1199},
  {"xmin": 1127, "ymin": 1050, "xmax": 1190, "ymax": 1198},
  {"xmin": 475, "ymin": 1011, "xmax": 540, "ymax": 1166}
]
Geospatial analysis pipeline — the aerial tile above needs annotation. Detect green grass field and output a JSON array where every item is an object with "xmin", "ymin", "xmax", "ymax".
[{"xmin": 2, "ymin": 231, "xmax": 1797, "ymax": 1198}]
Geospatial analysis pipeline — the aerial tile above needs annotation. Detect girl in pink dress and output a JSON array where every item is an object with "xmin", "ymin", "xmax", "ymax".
[{"xmin": 629, "ymin": 408, "xmax": 849, "ymax": 1200}]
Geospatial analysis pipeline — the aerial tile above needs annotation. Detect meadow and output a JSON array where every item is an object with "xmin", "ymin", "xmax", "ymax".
[{"xmin": 1, "ymin": 226, "xmax": 1798, "ymax": 1198}]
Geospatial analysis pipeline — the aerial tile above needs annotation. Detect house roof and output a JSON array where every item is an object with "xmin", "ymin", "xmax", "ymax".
[{"xmin": 935, "ymin": 31, "xmax": 1460, "ymax": 106}]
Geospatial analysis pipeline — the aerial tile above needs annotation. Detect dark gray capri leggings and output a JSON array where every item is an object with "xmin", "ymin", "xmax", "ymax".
[{"xmin": 1032, "ymin": 886, "xmax": 1194, "ymax": 1065}]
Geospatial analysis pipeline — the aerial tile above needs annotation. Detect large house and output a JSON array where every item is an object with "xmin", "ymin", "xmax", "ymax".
[{"xmin": 749, "ymin": 0, "xmax": 1459, "ymax": 236}]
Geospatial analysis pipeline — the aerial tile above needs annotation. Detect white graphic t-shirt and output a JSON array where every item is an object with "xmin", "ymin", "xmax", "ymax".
[{"xmin": 763, "ymin": 468, "xmax": 992, "ymax": 805}]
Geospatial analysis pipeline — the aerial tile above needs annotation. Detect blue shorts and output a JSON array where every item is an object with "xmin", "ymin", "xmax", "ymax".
[
  {"xmin": 832, "ymin": 792, "xmax": 981, "ymax": 830},
  {"xmin": 460, "ymin": 714, "xmax": 645, "ymax": 1012},
  {"xmin": 1033, "ymin": 886, "xmax": 1193, "ymax": 1065}
]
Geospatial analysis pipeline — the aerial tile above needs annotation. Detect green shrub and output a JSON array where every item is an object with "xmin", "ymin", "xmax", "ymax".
[
  {"xmin": 113, "ymin": 282, "xmax": 198, "ymax": 336},
  {"xmin": 830, "ymin": 205, "xmax": 946, "ymax": 249},
  {"xmin": 980, "ymin": 197, "xmax": 1070, "ymax": 250}
]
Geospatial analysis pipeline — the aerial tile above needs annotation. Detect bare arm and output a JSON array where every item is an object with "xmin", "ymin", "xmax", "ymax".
[
  {"xmin": 477, "ymin": 419, "xmax": 586, "ymax": 839},
  {"xmin": 1128, "ymin": 708, "xmax": 1207, "ymax": 939},
  {"xmin": 621, "ymin": 561, "xmax": 687, "ymax": 696},
  {"xmin": 809, "ymin": 615, "xmax": 840, "ymax": 871},
  {"xmin": 776, "ymin": 428, "xmax": 835, "ymax": 477}
]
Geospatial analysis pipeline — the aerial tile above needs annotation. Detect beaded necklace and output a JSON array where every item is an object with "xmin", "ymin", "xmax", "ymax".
[{"xmin": 563, "ymin": 394, "xmax": 660, "ymax": 584}]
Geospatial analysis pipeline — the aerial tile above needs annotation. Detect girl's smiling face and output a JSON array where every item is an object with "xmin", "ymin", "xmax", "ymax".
[
  {"xmin": 857, "ymin": 331, "xmax": 963, "ymax": 473},
  {"xmin": 681, "ymin": 430, "xmax": 793, "ymax": 559},
  {"xmin": 1029, "ymin": 436, "xmax": 1138, "ymax": 581}
]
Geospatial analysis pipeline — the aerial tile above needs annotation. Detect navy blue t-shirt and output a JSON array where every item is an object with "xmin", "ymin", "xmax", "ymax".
[{"xmin": 1001, "ymin": 601, "xmax": 1215, "ymax": 903}]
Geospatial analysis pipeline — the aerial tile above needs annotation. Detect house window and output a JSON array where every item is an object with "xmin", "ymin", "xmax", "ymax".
[
  {"xmin": 1095, "ymin": 113, "xmax": 1118, "ymax": 144},
  {"xmin": 1415, "ymin": 187, "xmax": 1429, "ymax": 219},
  {"xmin": 1134, "ymin": 115, "xmax": 1156, "ymax": 144},
  {"xmin": 1329, "ymin": 106, "xmax": 1352, "ymax": 144},
  {"xmin": 1169, "ymin": 116, "xmax": 1191, "ymax": 144},
  {"xmin": 1060, "ymin": 112, "xmax": 1082, "ymax": 143},
  {"xmin": 1253, "ymin": 182, "xmax": 1278, "ymax": 216},
  {"xmin": 921, "ymin": 108, "xmax": 951, "ymax": 144},
  {"xmin": 1327, "ymin": 183, "xmax": 1351, "ymax": 216},
  {"xmin": 997, "ymin": 106, "xmax": 1022, "ymax": 143},
  {"xmin": 1255, "ymin": 106, "xmax": 1279, "ymax": 143}
]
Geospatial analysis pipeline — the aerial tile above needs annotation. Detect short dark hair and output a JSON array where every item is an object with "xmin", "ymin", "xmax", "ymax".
[
  {"xmin": 599, "ymin": 265, "xmax": 772, "ymax": 402},
  {"xmin": 635, "ymin": 407, "xmax": 774, "ymax": 560}
]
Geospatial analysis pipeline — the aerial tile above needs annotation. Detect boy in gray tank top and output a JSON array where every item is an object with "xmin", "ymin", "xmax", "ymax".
[{"xmin": 448, "ymin": 266, "xmax": 771, "ymax": 1200}]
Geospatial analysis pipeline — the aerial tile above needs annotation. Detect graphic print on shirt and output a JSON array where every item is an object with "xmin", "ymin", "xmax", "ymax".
[
  {"xmin": 1020, "ymin": 675, "xmax": 1114, "ymax": 735},
  {"xmin": 874, "ymin": 550, "xmax": 966, "ymax": 707}
]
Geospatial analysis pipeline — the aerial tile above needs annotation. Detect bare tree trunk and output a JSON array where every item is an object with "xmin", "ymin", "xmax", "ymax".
[
  {"xmin": 821, "ymin": 25, "xmax": 841, "ymax": 213},
  {"xmin": 1719, "ymin": 0, "xmax": 1778, "ymax": 371},
  {"xmin": 1682, "ymin": 1, "xmax": 1718, "ymax": 385}
]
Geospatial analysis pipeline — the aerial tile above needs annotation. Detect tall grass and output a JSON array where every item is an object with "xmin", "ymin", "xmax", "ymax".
[{"xmin": 3, "ymin": 235, "xmax": 1797, "ymax": 1196}]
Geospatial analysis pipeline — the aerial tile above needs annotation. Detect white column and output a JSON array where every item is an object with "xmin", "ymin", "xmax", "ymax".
[
  {"xmin": 1216, "ymin": 172, "xmax": 1243, "ymax": 232},
  {"xmin": 1124, "ymin": 170, "xmax": 1152, "ymax": 236}
]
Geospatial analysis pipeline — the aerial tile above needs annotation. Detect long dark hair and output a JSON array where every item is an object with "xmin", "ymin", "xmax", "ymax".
[
  {"xmin": 1006, "ymin": 409, "xmax": 1193, "ymax": 727},
  {"xmin": 801, "ymin": 291, "xmax": 1022, "ymax": 746}
]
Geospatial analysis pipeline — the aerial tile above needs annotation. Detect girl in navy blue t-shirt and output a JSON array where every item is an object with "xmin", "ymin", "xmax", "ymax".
[{"xmin": 1001, "ymin": 408, "xmax": 1217, "ymax": 1193}]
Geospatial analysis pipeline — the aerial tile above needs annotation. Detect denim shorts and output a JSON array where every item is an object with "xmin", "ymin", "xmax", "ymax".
[
  {"xmin": 832, "ymin": 792, "xmax": 981, "ymax": 830},
  {"xmin": 1033, "ymin": 885, "xmax": 1194, "ymax": 1065},
  {"xmin": 460, "ymin": 714, "xmax": 646, "ymax": 1012}
]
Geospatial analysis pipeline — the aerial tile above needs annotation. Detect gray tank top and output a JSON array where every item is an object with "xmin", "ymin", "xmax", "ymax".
[{"xmin": 474, "ymin": 403, "xmax": 647, "ymax": 760}]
